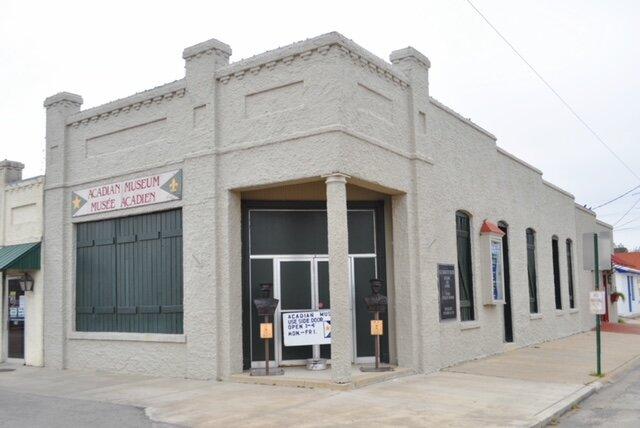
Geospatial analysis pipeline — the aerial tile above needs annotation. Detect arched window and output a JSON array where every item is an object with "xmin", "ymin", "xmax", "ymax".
[
  {"xmin": 552, "ymin": 236, "xmax": 562, "ymax": 310},
  {"xmin": 498, "ymin": 221, "xmax": 514, "ymax": 342},
  {"xmin": 526, "ymin": 228, "xmax": 539, "ymax": 313},
  {"xmin": 566, "ymin": 239, "xmax": 575, "ymax": 309},
  {"xmin": 456, "ymin": 211, "xmax": 475, "ymax": 321}
]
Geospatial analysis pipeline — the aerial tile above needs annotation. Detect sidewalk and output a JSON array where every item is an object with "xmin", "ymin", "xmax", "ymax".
[{"xmin": 1, "ymin": 330, "xmax": 640, "ymax": 427}]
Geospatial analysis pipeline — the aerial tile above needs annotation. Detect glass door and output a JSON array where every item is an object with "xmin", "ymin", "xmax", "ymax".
[
  {"xmin": 277, "ymin": 258, "xmax": 314, "ymax": 364},
  {"xmin": 316, "ymin": 259, "xmax": 330, "ymax": 360},
  {"xmin": 275, "ymin": 257, "xmax": 331, "ymax": 365},
  {"xmin": 7, "ymin": 279, "xmax": 25, "ymax": 359}
]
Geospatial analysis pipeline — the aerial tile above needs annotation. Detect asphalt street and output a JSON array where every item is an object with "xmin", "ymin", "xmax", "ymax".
[
  {"xmin": 0, "ymin": 388, "xmax": 175, "ymax": 428},
  {"xmin": 558, "ymin": 362, "xmax": 640, "ymax": 427}
]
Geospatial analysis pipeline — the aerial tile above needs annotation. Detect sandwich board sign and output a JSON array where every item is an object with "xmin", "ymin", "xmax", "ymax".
[{"xmin": 282, "ymin": 310, "xmax": 331, "ymax": 346}]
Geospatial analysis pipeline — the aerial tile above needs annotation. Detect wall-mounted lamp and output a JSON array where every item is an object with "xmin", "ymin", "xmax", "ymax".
[{"xmin": 19, "ymin": 272, "xmax": 34, "ymax": 292}]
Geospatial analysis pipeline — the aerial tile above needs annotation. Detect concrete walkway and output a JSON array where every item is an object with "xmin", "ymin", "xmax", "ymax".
[{"xmin": 1, "ymin": 331, "xmax": 640, "ymax": 427}]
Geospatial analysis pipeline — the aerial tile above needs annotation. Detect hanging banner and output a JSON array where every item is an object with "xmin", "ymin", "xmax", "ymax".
[
  {"xmin": 71, "ymin": 170, "xmax": 182, "ymax": 217},
  {"xmin": 283, "ymin": 310, "xmax": 331, "ymax": 346}
]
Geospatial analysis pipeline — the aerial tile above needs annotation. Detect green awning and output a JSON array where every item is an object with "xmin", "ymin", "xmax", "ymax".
[{"xmin": 0, "ymin": 242, "xmax": 41, "ymax": 271}]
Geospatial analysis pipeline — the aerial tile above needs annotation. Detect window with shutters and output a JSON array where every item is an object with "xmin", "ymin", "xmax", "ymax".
[
  {"xmin": 456, "ymin": 211, "xmax": 475, "ymax": 321},
  {"xmin": 552, "ymin": 236, "xmax": 562, "ymax": 310},
  {"xmin": 526, "ymin": 228, "xmax": 539, "ymax": 313},
  {"xmin": 75, "ymin": 209, "xmax": 183, "ymax": 334},
  {"xmin": 566, "ymin": 239, "xmax": 575, "ymax": 309}
]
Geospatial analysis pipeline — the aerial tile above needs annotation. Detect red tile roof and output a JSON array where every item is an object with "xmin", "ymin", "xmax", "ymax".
[
  {"xmin": 612, "ymin": 252, "xmax": 640, "ymax": 270},
  {"xmin": 480, "ymin": 220, "xmax": 505, "ymax": 236}
]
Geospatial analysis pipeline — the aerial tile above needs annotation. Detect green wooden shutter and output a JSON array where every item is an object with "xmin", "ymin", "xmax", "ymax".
[
  {"xmin": 76, "ymin": 209, "xmax": 183, "ymax": 333},
  {"xmin": 75, "ymin": 218, "xmax": 117, "ymax": 331},
  {"xmin": 526, "ymin": 229, "xmax": 538, "ymax": 313},
  {"xmin": 456, "ymin": 211, "xmax": 475, "ymax": 321},
  {"xmin": 566, "ymin": 239, "xmax": 575, "ymax": 309},
  {"xmin": 552, "ymin": 237, "xmax": 562, "ymax": 310}
]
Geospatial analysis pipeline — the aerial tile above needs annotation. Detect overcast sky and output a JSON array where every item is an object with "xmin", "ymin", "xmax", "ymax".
[{"xmin": 1, "ymin": 0, "xmax": 639, "ymax": 247}]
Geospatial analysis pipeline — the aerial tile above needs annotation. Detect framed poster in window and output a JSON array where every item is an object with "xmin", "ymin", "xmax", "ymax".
[
  {"xmin": 438, "ymin": 264, "xmax": 457, "ymax": 320},
  {"xmin": 490, "ymin": 239, "xmax": 504, "ymax": 302}
]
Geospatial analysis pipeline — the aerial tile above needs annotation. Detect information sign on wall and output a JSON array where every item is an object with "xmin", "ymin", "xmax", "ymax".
[
  {"xmin": 71, "ymin": 170, "xmax": 182, "ymax": 217},
  {"xmin": 589, "ymin": 291, "xmax": 606, "ymax": 315},
  {"xmin": 438, "ymin": 264, "xmax": 457, "ymax": 320},
  {"xmin": 282, "ymin": 310, "xmax": 331, "ymax": 346},
  {"xmin": 490, "ymin": 240, "xmax": 504, "ymax": 301}
]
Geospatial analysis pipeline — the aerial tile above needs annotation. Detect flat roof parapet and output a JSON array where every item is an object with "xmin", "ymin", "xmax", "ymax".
[
  {"xmin": 66, "ymin": 80, "xmax": 186, "ymax": 126},
  {"xmin": 215, "ymin": 32, "xmax": 409, "ymax": 87},
  {"xmin": 6, "ymin": 175, "xmax": 44, "ymax": 189}
]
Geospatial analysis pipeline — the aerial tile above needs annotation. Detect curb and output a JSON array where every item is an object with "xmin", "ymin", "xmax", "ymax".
[{"xmin": 530, "ymin": 382, "xmax": 602, "ymax": 427}]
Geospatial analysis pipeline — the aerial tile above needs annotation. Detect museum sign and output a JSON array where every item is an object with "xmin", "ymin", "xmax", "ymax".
[{"xmin": 71, "ymin": 170, "xmax": 182, "ymax": 217}]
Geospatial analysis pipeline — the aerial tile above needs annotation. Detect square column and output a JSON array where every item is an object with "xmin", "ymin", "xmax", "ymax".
[{"xmin": 324, "ymin": 173, "xmax": 353, "ymax": 384}]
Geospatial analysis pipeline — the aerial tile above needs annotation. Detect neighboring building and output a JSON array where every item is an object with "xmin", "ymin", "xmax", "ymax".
[
  {"xmin": 41, "ymin": 32, "xmax": 611, "ymax": 383},
  {"xmin": 612, "ymin": 252, "xmax": 640, "ymax": 317},
  {"xmin": 0, "ymin": 160, "xmax": 44, "ymax": 366}
]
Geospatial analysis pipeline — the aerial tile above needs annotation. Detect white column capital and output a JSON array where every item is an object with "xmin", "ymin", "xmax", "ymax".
[{"xmin": 322, "ymin": 172, "xmax": 350, "ymax": 184}]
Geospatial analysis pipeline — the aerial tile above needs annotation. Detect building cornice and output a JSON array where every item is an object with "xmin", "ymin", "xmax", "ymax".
[
  {"xmin": 575, "ymin": 203, "xmax": 596, "ymax": 216},
  {"xmin": 542, "ymin": 179, "xmax": 575, "ymax": 200},
  {"xmin": 5, "ymin": 175, "xmax": 44, "ymax": 190},
  {"xmin": 596, "ymin": 219, "xmax": 613, "ymax": 230},
  {"xmin": 429, "ymin": 97, "xmax": 496, "ymax": 140},
  {"xmin": 66, "ymin": 80, "xmax": 186, "ymax": 128},
  {"xmin": 215, "ymin": 32, "xmax": 409, "ymax": 88},
  {"xmin": 496, "ymin": 147, "xmax": 543, "ymax": 175}
]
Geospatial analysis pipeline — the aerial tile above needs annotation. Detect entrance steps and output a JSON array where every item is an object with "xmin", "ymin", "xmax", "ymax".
[{"xmin": 230, "ymin": 365, "xmax": 414, "ymax": 391}]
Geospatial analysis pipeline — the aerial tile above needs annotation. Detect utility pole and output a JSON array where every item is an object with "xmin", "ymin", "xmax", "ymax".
[{"xmin": 594, "ymin": 233, "xmax": 602, "ymax": 376}]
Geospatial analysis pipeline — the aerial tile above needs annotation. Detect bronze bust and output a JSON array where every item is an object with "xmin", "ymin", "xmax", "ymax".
[
  {"xmin": 254, "ymin": 283, "xmax": 279, "ymax": 317},
  {"xmin": 364, "ymin": 279, "xmax": 387, "ymax": 313}
]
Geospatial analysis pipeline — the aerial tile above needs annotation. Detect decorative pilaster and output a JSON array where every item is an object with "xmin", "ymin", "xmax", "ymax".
[
  {"xmin": 42, "ymin": 92, "xmax": 82, "ymax": 370},
  {"xmin": 324, "ymin": 172, "xmax": 353, "ymax": 384}
]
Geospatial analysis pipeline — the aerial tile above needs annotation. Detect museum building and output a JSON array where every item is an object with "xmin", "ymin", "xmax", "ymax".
[
  {"xmin": 41, "ymin": 32, "xmax": 612, "ymax": 383},
  {"xmin": 1, "ymin": 160, "xmax": 44, "ymax": 367}
]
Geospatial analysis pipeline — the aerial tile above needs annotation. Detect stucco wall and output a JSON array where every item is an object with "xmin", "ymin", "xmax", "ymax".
[
  {"xmin": 1, "ymin": 173, "xmax": 44, "ymax": 366},
  {"xmin": 42, "ymin": 32, "xmax": 610, "ymax": 380},
  {"xmin": 614, "ymin": 271, "xmax": 640, "ymax": 316},
  {"xmin": 3, "ymin": 177, "xmax": 44, "ymax": 246}
]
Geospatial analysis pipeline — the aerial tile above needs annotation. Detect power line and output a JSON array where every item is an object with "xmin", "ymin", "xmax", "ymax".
[
  {"xmin": 592, "ymin": 184, "xmax": 640, "ymax": 210},
  {"xmin": 615, "ymin": 213, "xmax": 640, "ymax": 229},
  {"xmin": 613, "ymin": 196, "xmax": 640, "ymax": 226},
  {"xmin": 612, "ymin": 225, "xmax": 640, "ymax": 232},
  {"xmin": 465, "ymin": 0, "xmax": 640, "ymax": 183}
]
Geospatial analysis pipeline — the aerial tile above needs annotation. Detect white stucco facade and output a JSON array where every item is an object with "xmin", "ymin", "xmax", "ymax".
[
  {"xmin": 0, "ymin": 160, "xmax": 45, "ymax": 366},
  {"xmin": 613, "ymin": 268, "xmax": 640, "ymax": 317},
  {"xmin": 42, "ymin": 33, "xmax": 612, "ymax": 382}
]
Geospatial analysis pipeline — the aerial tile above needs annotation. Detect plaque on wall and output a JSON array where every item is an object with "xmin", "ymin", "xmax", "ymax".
[{"xmin": 438, "ymin": 264, "xmax": 457, "ymax": 320}]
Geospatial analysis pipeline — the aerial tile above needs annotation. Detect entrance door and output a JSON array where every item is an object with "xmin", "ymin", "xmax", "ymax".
[
  {"xmin": 243, "ymin": 203, "xmax": 388, "ymax": 370},
  {"xmin": 7, "ymin": 279, "xmax": 25, "ymax": 359},
  {"xmin": 275, "ymin": 257, "xmax": 329, "ymax": 365},
  {"xmin": 499, "ymin": 222, "xmax": 514, "ymax": 343}
]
